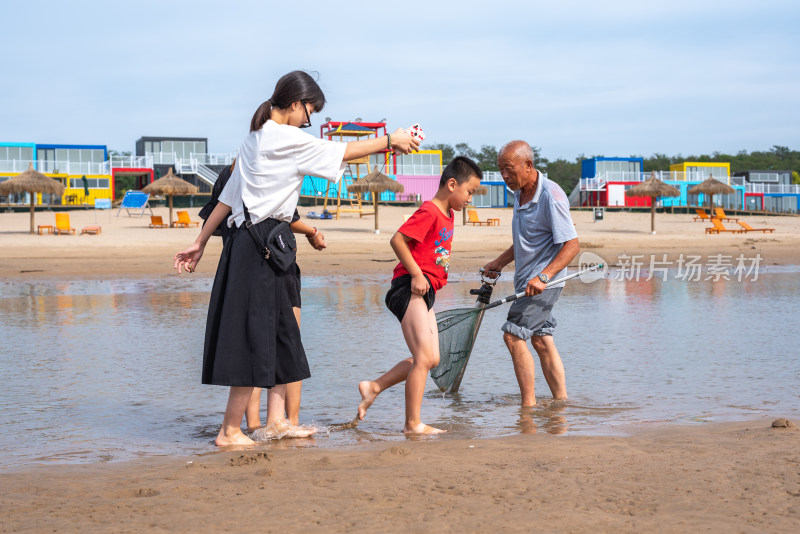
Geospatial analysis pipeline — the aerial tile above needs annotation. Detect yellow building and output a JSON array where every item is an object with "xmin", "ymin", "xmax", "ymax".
[{"xmin": 669, "ymin": 161, "xmax": 731, "ymax": 183}]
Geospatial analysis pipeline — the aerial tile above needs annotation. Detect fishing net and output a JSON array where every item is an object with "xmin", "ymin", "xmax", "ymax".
[{"xmin": 430, "ymin": 307, "xmax": 485, "ymax": 392}]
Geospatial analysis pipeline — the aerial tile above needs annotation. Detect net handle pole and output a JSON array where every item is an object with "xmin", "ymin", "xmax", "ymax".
[{"xmin": 482, "ymin": 263, "xmax": 603, "ymax": 311}]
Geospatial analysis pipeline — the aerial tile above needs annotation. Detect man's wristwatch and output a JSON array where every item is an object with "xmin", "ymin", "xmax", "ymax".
[{"xmin": 537, "ymin": 273, "xmax": 550, "ymax": 284}]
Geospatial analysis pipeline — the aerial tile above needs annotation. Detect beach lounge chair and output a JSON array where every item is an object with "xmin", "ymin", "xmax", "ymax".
[
  {"xmin": 116, "ymin": 191, "xmax": 153, "ymax": 218},
  {"xmin": 149, "ymin": 215, "xmax": 168, "ymax": 228},
  {"xmin": 80, "ymin": 225, "xmax": 102, "ymax": 235},
  {"xmin": 714, "ymin": 208, "xmax": 738, "ymax": 222},
  {"xmin": 466, "ymin": 209, "xmax": 491, "ymax": 226},
  {"xmin": 54, "ymin": 213, "xmax": 75, "ymax": 235},
  {"xmin": 737, "ymin": 221, "xmax": 775, "ymax": 233},
  {"xmin": 175, "ymin": 211, "xmax": 200, "ymax": 228},
  {"xmin": 705, "ymin": 219, "xmax": 743, "ymax": 234},
  {"xmin": 693, "ymin": 208, "xmax": 711, "ymax": 222}
]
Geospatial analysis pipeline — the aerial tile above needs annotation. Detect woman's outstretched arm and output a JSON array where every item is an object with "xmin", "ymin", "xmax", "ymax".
[{"xmin": 174, "ymin": 202, "xmax": 232, "ymax": 273}]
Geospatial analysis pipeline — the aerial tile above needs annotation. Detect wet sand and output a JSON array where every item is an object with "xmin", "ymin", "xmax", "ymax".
[
  {"xmin": 1, "ymin": 420, "xmax": 798, "ymax": 532},
  {"xmin": 2, "ymin": 207, "xmax": 800, "ymax": 531}
]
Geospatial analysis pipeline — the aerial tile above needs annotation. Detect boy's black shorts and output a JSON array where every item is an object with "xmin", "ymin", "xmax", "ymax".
[{"xmin": 385, "ymin": 274, "xmax": 435, "ymax": 322}]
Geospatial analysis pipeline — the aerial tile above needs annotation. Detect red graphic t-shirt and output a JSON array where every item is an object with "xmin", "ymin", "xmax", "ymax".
[{"xmin": 392, "ymin": 201, "xmax": 454, "ymax": 292}]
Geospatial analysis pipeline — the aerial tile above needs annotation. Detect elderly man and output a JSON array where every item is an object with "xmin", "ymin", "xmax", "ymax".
[{"xmin": 482, "ymin": 140, "xmax": 579, "ymax": 406}]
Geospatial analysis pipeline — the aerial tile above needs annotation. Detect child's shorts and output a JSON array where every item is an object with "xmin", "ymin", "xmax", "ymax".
[{"xmin": 385, "ymin": 274, "xmax": 435, "ymax": 322}]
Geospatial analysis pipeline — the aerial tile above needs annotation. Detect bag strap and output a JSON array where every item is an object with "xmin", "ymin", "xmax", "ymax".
[{"xmin": 243, "ymin": 203, "xmax": 271, "ymax": 260}]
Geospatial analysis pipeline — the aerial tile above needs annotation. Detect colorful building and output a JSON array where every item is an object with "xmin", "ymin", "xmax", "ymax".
[
  {"xmin": 732, "ymin": 170, "xmax": 799, "ymax": 213},
  {"xmin": 575, "ymin": 157, "xmax": 751, "ymax": 211},
  {"xmin": 0, "ymin": 142, "xmax": 115, "ymax": 205}
]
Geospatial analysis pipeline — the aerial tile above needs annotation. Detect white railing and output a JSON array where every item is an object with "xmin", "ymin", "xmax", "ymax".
[
  {"xmin": 580, "ymin": 176, "xmax": 607, "ymax": 190},
  {"xmin": 580, "ymin": 171, "xmax": 737, "ymax": 190},
  {"xmin": 0, "ymin": 160, "xmax": 108, "ymax": 175},
  {"xmin": 107, "ymin": 155, "xmax": 153, "ymax": 170},
  {"xmin": 190, "ymin": 152, "xmax": 236, "ymax": 165},
  {"xmin": 745, "ymin": 183, "xmax": 800, "ymax": 194},
  {"xmin": 146, "ymin": 152, "xmax": 178, "ymax": 165},
  {"xmin": 395, "ymin": 164, "xmax": 442, "ymax": 176},
  {"xmin": 175, "ymin": 157, "xmax": 197, "ymax": 174}
]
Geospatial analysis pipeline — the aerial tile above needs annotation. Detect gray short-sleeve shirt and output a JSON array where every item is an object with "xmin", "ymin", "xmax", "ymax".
[{"xmin": 511, "ymin": 172, "xmax": 578, "ymax": 292}]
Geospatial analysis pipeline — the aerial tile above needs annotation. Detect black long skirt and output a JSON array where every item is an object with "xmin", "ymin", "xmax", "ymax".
[{"xmin": 202, "ymin": 218, "xmax": 309, "ymax": 388}]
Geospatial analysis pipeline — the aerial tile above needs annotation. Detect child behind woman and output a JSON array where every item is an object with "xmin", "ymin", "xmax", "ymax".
[{"xmin": 357, "ymin": 157, "xmax": 482, "ymax": 434}]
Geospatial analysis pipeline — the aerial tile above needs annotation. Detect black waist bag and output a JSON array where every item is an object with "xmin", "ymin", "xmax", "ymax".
[{"xmin": 243, "ymin": 204, "xmax": 297, "ymax": 272}]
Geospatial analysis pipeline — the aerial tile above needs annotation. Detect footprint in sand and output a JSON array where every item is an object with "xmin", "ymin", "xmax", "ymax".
[{"xmin": 229, "ymin": 452, "xmax": 273, "ymax": 466}]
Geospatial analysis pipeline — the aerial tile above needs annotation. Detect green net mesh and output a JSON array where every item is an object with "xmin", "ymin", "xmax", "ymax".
[{"xmin": 430, "ymin": 307, "xmax": 484, "ymax": 391}]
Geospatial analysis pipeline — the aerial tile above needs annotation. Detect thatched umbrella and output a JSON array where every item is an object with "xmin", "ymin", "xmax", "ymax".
[
  {"xmin": 141, "ymin": 167, "xmax": 198, "ymax": 227},
  {"xmin": 0, "ymin": 163, "xmax": 65, "ymax": 234},
  {"xmin": 625, "ymin": 171, "xmax": 680, "ymax": 234},
  {"xmin": 687, "ymin": 174, "xmax": 735, "ymax": 212},
  {"xmin": 462, "ymin": 184, "xmax": 489, "ymax": 225},
  {"xmin": 347, "ymin": 169, "xmax": 404, "ymax": 233}
]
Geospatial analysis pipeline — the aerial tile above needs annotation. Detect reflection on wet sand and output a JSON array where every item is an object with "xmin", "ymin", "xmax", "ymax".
[{"xmin": 516, "ymin": 400, "xmax": 569, "ymax": 435}]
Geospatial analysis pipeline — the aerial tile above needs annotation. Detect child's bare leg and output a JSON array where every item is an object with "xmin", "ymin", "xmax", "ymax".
[
  {"xmin": 245, "ymin": 388, "xmax": 262, "ymax": 431},
  {"xmin": 285, "ymin": 307, "xmax": 302, "ymax": 425},
  {"xmin": 266, "ymin": 384, "xmax": 315, "ymax": 437},
  {"xmin": 401, "ymin": 296, "xmax": 445, "ymax": 434},
  {"xmin": 216, "ymin": 386, "xmax": 256, "ymax": 446},
  {"xmin": 285, "ymin": 381, "xmax": 302, "ymax": 425},
  {"xmin": 358, "ymin": 358, "xmax": 412, "ymax": 420}
]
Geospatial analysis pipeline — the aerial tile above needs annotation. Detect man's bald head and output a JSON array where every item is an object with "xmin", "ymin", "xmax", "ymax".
[
  {"xmin": 497, "ymin": 140, "xmax": 537, "ymax": 192},
  {"xmin": 498, "ymin": 140, "xmax": 535, "ymax": 166}
]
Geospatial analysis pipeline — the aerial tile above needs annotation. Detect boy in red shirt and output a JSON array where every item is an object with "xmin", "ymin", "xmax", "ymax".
[{"xmin": 358, "ymin": 157, "xmax": 483, "ymax": 434}]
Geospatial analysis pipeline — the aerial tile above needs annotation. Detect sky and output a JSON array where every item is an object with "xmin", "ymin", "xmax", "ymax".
[{"xmin": 1, "ymin": 0, "xmax": 798, "ymax": 161}]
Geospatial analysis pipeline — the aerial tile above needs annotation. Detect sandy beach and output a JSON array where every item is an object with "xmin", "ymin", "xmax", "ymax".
[
  {"xmin": 1, "ymin": 206, "xmax": 798, "ymax": 279},
  {"xmin": 2, "ymin": 206, "xmax": 800, "ymax": 532},
  {"xmin": 1, "ymin": 420, "xmax": 798, "ymax": 532}
]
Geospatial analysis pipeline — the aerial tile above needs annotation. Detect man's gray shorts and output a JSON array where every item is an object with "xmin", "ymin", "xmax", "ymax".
[{"xmin": 501, "ymin": 287, "xmax": 562, "ymax": 340}]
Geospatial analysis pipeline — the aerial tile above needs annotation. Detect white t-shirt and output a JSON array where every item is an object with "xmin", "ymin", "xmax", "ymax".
[{"xmin": 219, "ymin": 120, "xmax": 347, "ymax": 226}]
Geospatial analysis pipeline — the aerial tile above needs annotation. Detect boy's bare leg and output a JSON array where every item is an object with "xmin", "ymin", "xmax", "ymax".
[
  {"xmin": 245, "ymin": 388, "xmax": 262, "ymax": 431},
  {"xmin": 358, "ymin": 358, "xmax": 412, "ymax": 420},
  {"xmin": 285, "ymin": 381, "xmax": 302, "ymax": 425},
  {"xmin": 531, "ymin": 335, "xmax": 567, "ymax": 400},
  {"xmin": 285, "ymin": 307, "xmax": 302, "ymax": 425},
  {"xmin": 401, "ymin": 296, "xmax": 445, "ymax": 434},
  {"xmin": 217, "ymin": 386, "xmax": 256, "ymax": 446},
  {"xmin": 266, "ymin": 384, "xmax": 315, "ymax": 438},
  {"xmin": 503, "ymin": 332, "xmax": 537, "ymax": 407}
]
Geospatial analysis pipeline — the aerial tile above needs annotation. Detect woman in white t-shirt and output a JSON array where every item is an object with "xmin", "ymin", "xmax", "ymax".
[{"xmin": 174, "ymin": 71, "xmax": 419, "ymax": 446}]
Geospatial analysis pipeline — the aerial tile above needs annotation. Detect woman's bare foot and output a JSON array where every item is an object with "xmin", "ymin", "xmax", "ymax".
[
  {"xmin": 215, "ymin": 427, "xmax": 255, "ymax": 447},
  {"xmin": 251, "ymin": 420, "xmax": 317, "ymax": 441},
  {"xmin": 357, "ymin": 381, "xmax": 380, "ymax": 421},
  {"xmin": 403, "ymin": 423, "xmax": 446, "ymax": 434}
]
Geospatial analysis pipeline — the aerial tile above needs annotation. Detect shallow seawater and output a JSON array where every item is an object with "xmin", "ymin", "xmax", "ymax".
[{"xmin": 0, "ymin": 268, "xmax": 799, "ymax": 467}]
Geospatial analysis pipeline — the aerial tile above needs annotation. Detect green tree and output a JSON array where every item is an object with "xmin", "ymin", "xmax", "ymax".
[
  {"xmin": 476, "ymin": 145, "xmax": 499, "ymax": 171},
  {"xmin": 455, "ymin": 142, "xmax": 478, "ymax": 160}
]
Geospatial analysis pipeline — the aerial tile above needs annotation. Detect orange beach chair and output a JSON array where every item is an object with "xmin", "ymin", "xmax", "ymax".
[
  {"xmin": 54, "ymin": 213, "xmax": 75, "ymax": 235},
  {"xmin": 175, "ymin": 211, "xmax": 200, "ymax": 228},
  {"xmin": 705, "ymin": 219, "xmax": 743, "ymax": 234},
  {"xmin": 693, "ymin": 208, "xmax": 711, "ymax": 222},
  {"xmin": 737, "ymin": 221, "xmax": 774, "ymax": 233},
  {"xmin": 149, "ymin": 215, "xmax": 168, "ymax": 228},
  {"xmin": 466, "ymin": 209, "xmax": 491, "ymax": 226},
  {"xmin": 80, "ymin": 225, "xmax": 102, "ymax": 235},
  {"xmin": 714, "ymin": 208, "xmax": 738, "ymax": 222}
]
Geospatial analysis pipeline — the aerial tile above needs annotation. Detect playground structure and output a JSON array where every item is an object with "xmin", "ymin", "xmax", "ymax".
[{"xmin": 318, "ymin": 122, "xmax": 385, "ymax": 220}]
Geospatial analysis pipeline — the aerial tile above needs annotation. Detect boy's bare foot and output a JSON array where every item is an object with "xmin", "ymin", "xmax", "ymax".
[
  {"xmin": 357, "ymin": 381, "xmax": 380, "ymax": 420},
  {"xmin": 403, "ymin": 423, "xmax": 446, "ymax": 434},
  {"xmin": 215, "ymin": 429, "xmax": 255, "ymax": 447}
]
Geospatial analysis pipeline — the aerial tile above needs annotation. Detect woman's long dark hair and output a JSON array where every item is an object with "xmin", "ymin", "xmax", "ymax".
[{"xmin": 250, "ymin": 71, "xmax": 327, "ymax": 132}]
